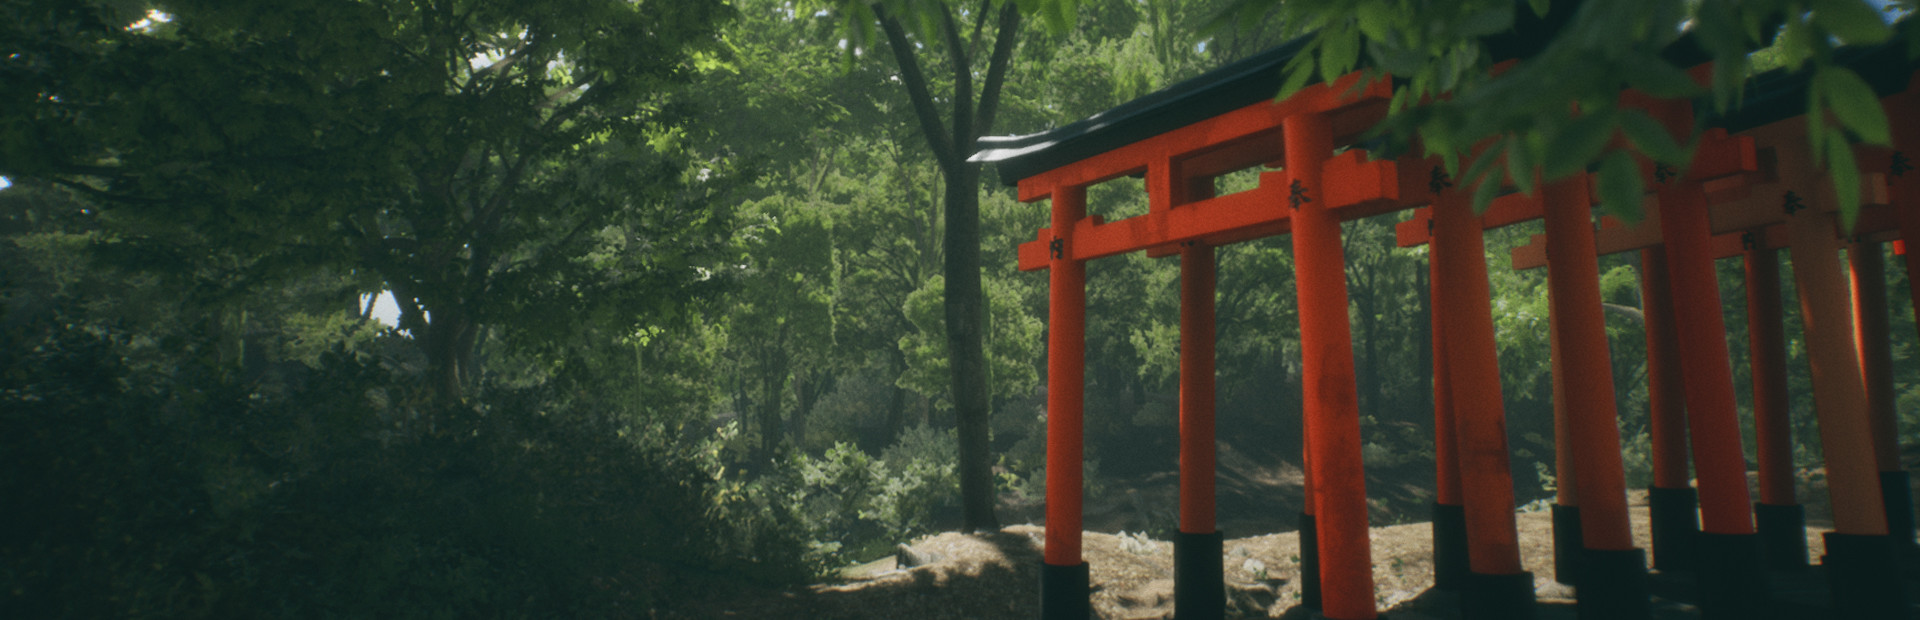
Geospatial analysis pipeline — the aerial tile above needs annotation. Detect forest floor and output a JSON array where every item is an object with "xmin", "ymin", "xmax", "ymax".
[
  {"xmin": 663, "ymin": 441, "xmax": 1879, "ymax": 620},
  {"xmin": 664, "ymin": 491, "xmax": 1841, "ymax": 619}
]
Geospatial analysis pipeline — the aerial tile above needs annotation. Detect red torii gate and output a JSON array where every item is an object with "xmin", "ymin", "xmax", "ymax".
[{"xmin": 974, "ymin": 26, "xmax": 1916, "ymax": 620}]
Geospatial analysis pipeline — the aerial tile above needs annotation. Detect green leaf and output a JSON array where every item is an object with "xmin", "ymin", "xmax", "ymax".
[
  {"xmin": 1811, "ymin": 0, "xmax": 1892, "ymax": 44},
  {"xmin": 1356, "ymin": 3, "xmax": 1396, "ymax": 43},
  {"xmin": 1828, "ymin": 135, "xmax": 1861, "ymax": 233},
  {"xmin": 1622, "ymin": 55, "xmax": 1703, "ymax": 99},
  {"xmin": 1454, "ymin": 4, "xmax": 1514, "ymax": 38},
  {"xmin": 1817, "ymin": 66, "xmax": 1891, "ymax": 145},
  {"xmin": 1320, "ymin": 28, "xmax": 1361, "ymax": 83},
  {"xmin": 1597, "ymin": 151, "xmax": 1644, "ymax": 222},
  {"xmin": 1618, "ymin": 110, "xmax": 1688, "ymax": 166},
  {"xmin": 1527, "ymin": 0, "xmax": 1551, "ymax": 18},
  {"xmin": 1504, "ymin": 136, "xmax": 1537, "ymax": 196},
  {"xmin": 1543, "ymin": 107, "xmax": 1618, "ymax": 179},
  {"xmin": 1280, "ymin": 53, "xmax": 1317, "ymax": 99},
  {"xmin": 1471, "ymin": 162, "xmax": 1504, "ymax": 214},
  {"xmin": 1461, "ymin": 145, "xmax": 1504, "ymax": 196}
]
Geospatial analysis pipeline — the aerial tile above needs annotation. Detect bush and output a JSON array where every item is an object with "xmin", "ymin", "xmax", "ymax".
[
  {"xmin": 0, "ymin": 318, "xmax": 811, "ymax": 619},
  {"xmin": 762, "ymin": 425, "xmax": 960, "ymax": 568}
]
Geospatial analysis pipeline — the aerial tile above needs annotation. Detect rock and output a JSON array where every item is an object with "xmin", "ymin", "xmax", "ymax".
[{"xmin": 895, "ymin": 543, "xmax": 942, "ymax": 568}]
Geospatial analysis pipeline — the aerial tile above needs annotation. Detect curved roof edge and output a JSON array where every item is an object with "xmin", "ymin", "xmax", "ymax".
[{"xmin": 969, "ymin": 1, "xmax": 1583, "ymax": 187}]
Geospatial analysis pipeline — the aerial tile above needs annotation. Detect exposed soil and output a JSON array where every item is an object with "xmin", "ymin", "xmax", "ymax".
[
  {"xmin": 662, "ymin": 444, "xmax": 1917, "ymax": 618},
  {"xmin": 664, "ymin": 490, "xmax": 1842, "ymax": 620}
]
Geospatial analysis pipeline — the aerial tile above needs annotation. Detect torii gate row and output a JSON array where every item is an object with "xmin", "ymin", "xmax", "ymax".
[
  {"xmin": 998, "ymin": 68, "xmax": 1551, "ymax": 619},
  {"xmin": 975, "ymin": 23, "xmax": 1916, "ymax": 620},
  {"xmin": 1390, "ymin": 66, "xmax": 1920, "ymax": 618}
]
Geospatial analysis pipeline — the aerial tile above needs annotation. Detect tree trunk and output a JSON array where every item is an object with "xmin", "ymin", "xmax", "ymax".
[
  {"xmin": 944, "ymin": 165, "xmax": 999, "ymax": 531},
  {"xmin": 874, "ymin": 1, "xmax": 1020, "ymax": 533}
]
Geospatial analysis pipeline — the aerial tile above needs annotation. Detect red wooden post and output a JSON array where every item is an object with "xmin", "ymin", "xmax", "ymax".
[
  {"xmin": 1429, "ymin": 254, "xmax": 1469, "ymax": 591},
  {"xmin": 1639, "ymin": 246, "xmax": 1699, "ymax": 571},
  {"xmin": 1549, "ymin": 299, "xmax": 1585, "ymax": 586},
  {"xmin": 1430, "ymin": 175, "xmax": 1534, "ymax": 616},
  {"xmin": 1785, "ymin": 207, "xmax": 1890, "ymax": 537},
  {"xmin": 1851, "ymin": 241, "xmax": 1917, "ymax": 549},
  {"xmin": 1042, "ymin": 185, "xmax": 1090, "ymax": 620},
  {"xmin": 1884, "ymin": 78, "xmax": 1920, "ymax": 549},
  {"xmin": 1542, "ymin": 174, "xmax": 1648, "ymax": 618},
  {"xmin": 1283, "ymin": 111, "xmax": 1375, "ymax": 620},
  {"xmin": 1745, "ymin": 241, "xmax": 1806, "ymax": 569},
  {"xmin": 1656, "ymin": 177, "xmax": 1765, "ymax": 616},
  {"xmin": 1176, "ymin": 242, "xmax": 1224, "ymax": 618}
]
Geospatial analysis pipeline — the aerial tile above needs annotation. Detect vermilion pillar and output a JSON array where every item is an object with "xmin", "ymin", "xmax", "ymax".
[
  {"xmin": 1429, "ymin": 255, "xmax": 1469, "ymax": 592},
  {"xmin": 1430, "ymin": 179, "xmax": 1534, "ymax": 617},
  {"xmin": 1784, "ymin": 203, "xmax": 1904, "ymax": 618},
  {"xmin": 1850, "ymin": 242, "xmax": 1917, "ymax": 549},
  {"xmin": 1656, "ymin": 178, "xmax": 1764, "ymax": 618},
  {"xmin": 1639, "ymin": 247, "xmax": 1699, "ymax": 572},
  {"xmin": 1744, "ymin": 241, "xmax": 1806, "ymax": 570},
  {"xmin": 1541, "ymin": 174, "xmax": 1648, "ymax": 619},
  {"xmin": 1176, "ymin": 242, "xmax": 1224, "ymax": 619},
  {"xmin": 1886, "ymin": 81, "xmax": 1920, "ymax": 551},
  {"xmin": 1784, "ymin": 216, "xmax": 1888, "ymax": 520},
  {"xmin": 1549, "ymin": 303, "xmax": 1584, "ymax": 586},
  {"xmin": 1282, "ymin": 111, "xmax": 1375, "ymax": 620},
  {"xmin": 1041, "ymin": 186, "xmax": 1089, "ymax": 620}
]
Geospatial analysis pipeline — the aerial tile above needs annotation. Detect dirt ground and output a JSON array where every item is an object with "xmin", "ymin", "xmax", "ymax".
[
  {"xmin": 663, "ymin": 441, "xmax": 1903, "ymax": 619},
  {"xmin": 664, "ymin": 487, "xmax": 1841, "ymax": 620}
]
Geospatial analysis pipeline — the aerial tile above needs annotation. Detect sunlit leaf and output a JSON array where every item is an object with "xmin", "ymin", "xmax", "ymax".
[
  {"xmin": 1320, "ymin": 27, "xmax": 1360, "ymax": 83},
  {"xmin": 1818, "ymin": 66, "xmax": 1891, "ymax": 145},
  {"xmin": 1811, "ymin": 0, "xmax": 1892, "ymax": 44}
]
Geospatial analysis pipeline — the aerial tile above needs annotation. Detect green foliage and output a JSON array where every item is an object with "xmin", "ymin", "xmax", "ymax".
[
  {"xmin": 1210, "ymin": 0, "xmax": 1917, "ymax": 224},
  {"xmin": 758, "ymin": 427, "xmax": 960, "ymax": 567},
  {"xmin": 898, "ymin": 274, "xmax": 1043, "ymax": 409},
  {"xmin": 3, "ymin": 0, "xmax": 740, "ymax": 400},
  {"xmin": 0, "ymin": 314, "xmax": 811, "ymax": 618}
]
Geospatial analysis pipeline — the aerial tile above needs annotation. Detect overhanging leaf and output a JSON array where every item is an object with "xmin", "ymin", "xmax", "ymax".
[
  {"xmin": 1543, "ymin": 107, "xmax": 1617, "ymax": 179},
  {"xmin": 1818, "ymin": 66, "xmax": 1891, "ymax": 145},
  {"xmin": 1811, "ymin": 0, "xmax": 1892, "ymax": 44},
  {"xmin": 1618, "ymin": 110, "xmax": 1689, "ymax": 166},
  {"xmin": 1597, "ymin": 150, "xmax": 1644, "ymax": 222}
]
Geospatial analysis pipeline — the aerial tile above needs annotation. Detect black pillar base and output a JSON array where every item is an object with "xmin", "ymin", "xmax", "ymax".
[
  {"xmin": 1462, "ymin": 571, "xmax": 1537, "ymax": 620},
  {"xmin": 1551, "ymin": 504, "xmax": 1582, "ymax": 585},
  {"xmin": 1695, "ymin": 532, "xmax": 1767, "ymax": 620},
  {"xmin": 1299, "ymin": 512, "xmax": 1321, "ymax": 611},
  {"xmin": 1433, "ymin": 502, "xmax": 1469, "ymax": 591},
  {"xmin": 1648, "ymin": 486, "xmax": 1699, "ymax": 572},
  {"xmin": 1824, "ymin": 532, "xmax": 1909, "ymax": 619},
  {"xmin": 1576, "ymin": 547, "xmax": 1650, "ymax": 620},
  {"xmin": 1040, "ymin": 561, "xmax": 1089, "ymax": 620},
  {"xmin": 1881, "ymin": 470, "xmax": 1918, "ymax": 551},
  {"xmin": 1174, "ymin": 531, "xmax": 1224, "ymax": 620},
  {"xmin": 1754, "ymin": 503, "xmax": 1809, "ymax": 571}
]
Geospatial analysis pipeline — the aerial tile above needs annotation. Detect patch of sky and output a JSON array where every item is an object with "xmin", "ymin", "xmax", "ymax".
[
  {"xmin": 361, "ymin": 291, "xmax": 405, "ymax": 328},
  {"xmin": 128, "ymin": 10, "xmax": 172, "ymax": 33},
  {"xmin": 0, "ymin": 177, "xmax": 11, "ymax": 192}
]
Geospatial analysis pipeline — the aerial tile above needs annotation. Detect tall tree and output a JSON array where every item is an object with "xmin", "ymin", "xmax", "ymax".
[
  {"xmin": 815, "ymin": 0, "xmax": 1038, "ymax": 531},
  {"xmin": 1, "ymin": 0, "xmax": 734, "ymax": 404}
]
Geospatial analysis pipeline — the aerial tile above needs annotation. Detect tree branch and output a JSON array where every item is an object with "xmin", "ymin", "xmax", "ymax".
[
  {"xmin": 973, "ymin": 3, "xmax": 1021, "ymax": 143},
  {"xmin": 874, "ymin": 6, "xmax": 957, "ymax": 167},
  {"xmin": 937, "ymin": 5, "xmax": 973, "ymax": 164}
]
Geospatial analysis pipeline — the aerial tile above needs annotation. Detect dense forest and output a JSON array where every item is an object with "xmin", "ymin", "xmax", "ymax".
[{"xmin": 4, "ymin": 0, "xmax": 1918, "ymax": 617}]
